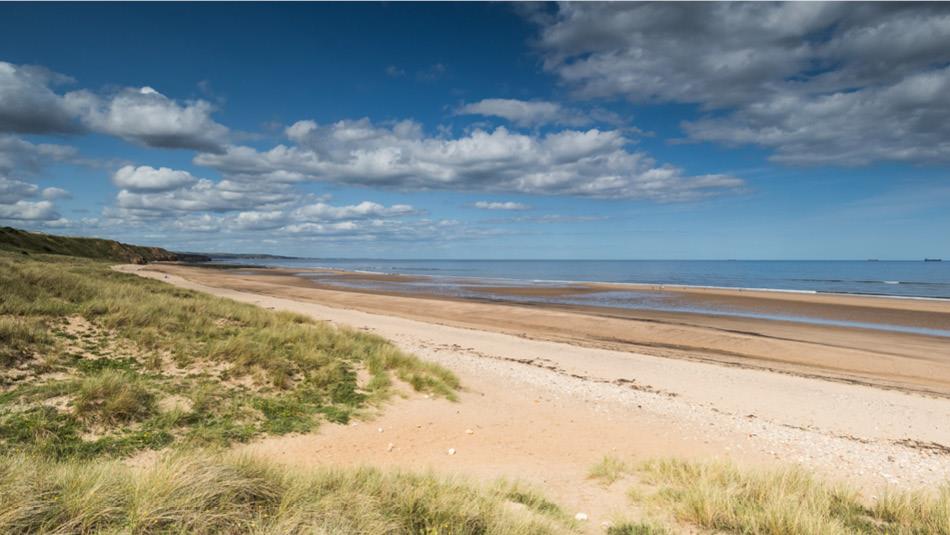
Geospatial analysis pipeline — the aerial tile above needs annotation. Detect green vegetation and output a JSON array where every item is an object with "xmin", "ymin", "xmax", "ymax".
[
  {"xmin": 0, "ymin": 452, "xmax": 570, "ymax": 534},
  {"xmin": 588, "ymin": 455, "xmax": 632, "ymax": 486},
  {"xmin": 0, "ymin": 226, "xmax": 208, "ymax": 263},
  {"xmin": 635, "ymin": 459, "xmax": 950, "ymax": 534},
  {"xmin": 0, "ymin": 250, "xmax": 459, "ymax": 459},
  {"xmin": 606, "ymin": 522, "xmax": 670, "ymax": 535}
]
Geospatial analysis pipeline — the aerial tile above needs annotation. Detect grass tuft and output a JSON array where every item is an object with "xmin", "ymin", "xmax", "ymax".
[
  {"xmin": 73, "ymin": 370, "xmax": 156, "ymax": 425},
  {"xmin": 588, "ymin": 455, "xmax": 631, "ymax": 486},
  {"xmin": 607, "ymin": 521, "xmax": 670, "ymax": 535},
  {"xmin": 0, "ymin": 316, "xmax": 50, "ymax": 366}
]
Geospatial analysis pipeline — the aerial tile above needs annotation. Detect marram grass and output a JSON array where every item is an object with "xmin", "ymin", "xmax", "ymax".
[
  {"xmin": 0, "ymin": 251, "xmax": 459, "ymax": 459},
  {"xmin": 638, "ymin": 459, "xmax": 950, "ymax": 534},
  {"xmin": 0, "ymin": 452, "xmax": 570, "ymax": 534}
]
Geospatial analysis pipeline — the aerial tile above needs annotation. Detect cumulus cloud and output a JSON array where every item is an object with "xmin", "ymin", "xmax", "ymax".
[
  {"xmin": 112, "ymin": 165, "xmax": 198, "ymax": 192},
  {"xmin": 0, "ymin": 176, "xmax": 38, "ymax": 204},
  {"xmin": 456, "ymin": 99, "xmax": 581, "ymax": 127},
  {"xmin": 100, "ymin": 160, "xmax": 435, "ymax": 244},
  {"xmin": 0, "ymin": 200, "xmax": 59, "ymax": 221},
  {"xmin": 473, "ymin": 201, "xmax": 531, "ymax": 211},
  {"xmin": 0, "ymin": 135, "xmax": 78, "ymax": 176},
  {"xmin": 0, "ymin": 62, "xmax": 81, "ymax": 134},
  {"xmin": 232, "ymin": 210, "xmax": 287, "ymax": 231},
  {"xmin": 0, "ymin": 176, "xmax": 61, "ymax": 221},
  {"xmin": 41, "ymin": 187, "xmax": 71, "ymax": 200},
  {"xmin": 455, "ymin": 98, "xmax": 628, "ymax": 128},
  {"xmin": 0, "ymin": 61, "xmax": 229, "ymax": 152},
  {"xmin": 293, "ymin": 201, "xmax": 417, "ymax": 221},
  {"xmin": 68, "ymin": 86, "xmax": 229, "ymax": 152},
  {"xmin": 196, "ymin": 118, "xmax": 742, "ymax": 201},
  {"xmin": 532, "ymin": 2, "xmax": 950, "ymax": 165},
  {"xmin": 114, "ymin": 178, "xmax": 296, "ymax": 215}
]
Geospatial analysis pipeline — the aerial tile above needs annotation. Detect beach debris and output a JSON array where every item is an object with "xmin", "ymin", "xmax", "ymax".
[
  {"xmin": 574, "ymin": 512, "xmax": 588, "ymax": 521},
  {"xmin": 377, "ymin": 427, "xmax": 384, "ymax": 433},
  {"xmin": 447, "ymin": 448, "xmax": 456, "ymax": 455},
  {"xmin": 386, "ymin": 442, "xmax": 394, "ymax": 452},
  {"xmin": 465, "ymin": 428, "xmax": 474, "ymax": 435}
]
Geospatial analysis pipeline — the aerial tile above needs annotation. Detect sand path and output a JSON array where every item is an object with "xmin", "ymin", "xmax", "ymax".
[{"xmin": 119, "ymin": 264, "xmax": 950, "ymax": 530}]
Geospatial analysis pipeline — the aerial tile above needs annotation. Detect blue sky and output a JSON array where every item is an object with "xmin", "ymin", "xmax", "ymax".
[{"xmin": 1, "ymin": 2, "xmax": 948, "ymax": 259}]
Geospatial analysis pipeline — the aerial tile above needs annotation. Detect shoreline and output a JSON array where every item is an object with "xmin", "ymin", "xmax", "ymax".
[
  {"xmin": 148, "ymin": 263, "xmax": 950, "ymax": 397},
  {"xmin": 204, "ymin": 259, "xmax": 950, "ymax": 301},
  {"xmin": 221, "ymin": 264, "xmax": 950, "ymax": 336}
]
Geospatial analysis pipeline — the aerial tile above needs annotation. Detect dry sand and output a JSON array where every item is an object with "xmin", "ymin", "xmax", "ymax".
[{"xmin": 119, "ymin": 264, "xmax": 950, "ymax": 529}]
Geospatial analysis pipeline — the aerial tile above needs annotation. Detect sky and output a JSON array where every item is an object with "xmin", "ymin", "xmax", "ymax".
[{"xmin": 1, "ymin": 2, "xmax": 948, "ymax": 259}]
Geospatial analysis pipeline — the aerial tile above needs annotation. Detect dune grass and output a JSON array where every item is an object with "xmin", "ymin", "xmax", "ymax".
[
  {"xmin": 0, "ymin": 251, "xmax": 459, "ymax": 459},
  {"xmin": 638, "ymin": 459, "xmax": 950, "ymax": 534},
  {"xmin": 588, "ymin": 455, "xmax": 632, "ymax": 486},
  {"xmin": 606, "ymin": 522, "xmax": 670, "ymax": 535},
  {"xmin": 0, "ymin": 452, "xmax": 571, "ymax": 534}
]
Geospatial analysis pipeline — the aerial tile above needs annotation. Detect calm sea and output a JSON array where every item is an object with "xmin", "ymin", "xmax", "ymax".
[{"xmin": 215, "ymin": 259, "xmax": 950, "ymax": 299}]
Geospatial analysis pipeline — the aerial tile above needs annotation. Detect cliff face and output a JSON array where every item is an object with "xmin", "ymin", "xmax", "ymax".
[{"xmin": 0, "ymin": 227, "xmax": 211, "ymax": 263}]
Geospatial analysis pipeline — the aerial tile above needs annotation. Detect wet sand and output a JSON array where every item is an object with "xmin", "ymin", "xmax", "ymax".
[{"xmin": 144, "ymin": 264, "xmax": 950, "ymax": 396}]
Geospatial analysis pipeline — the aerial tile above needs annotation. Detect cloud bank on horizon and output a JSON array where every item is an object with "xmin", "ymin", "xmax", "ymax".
[{"xmin": 0, "ymin": 2, "xmax": 947, "ymax": 258}]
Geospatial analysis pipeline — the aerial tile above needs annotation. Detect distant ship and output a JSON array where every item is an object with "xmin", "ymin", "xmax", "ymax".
[{"xmin": 924, "ymin": 258, "xmax": 942, "ymax": 262}]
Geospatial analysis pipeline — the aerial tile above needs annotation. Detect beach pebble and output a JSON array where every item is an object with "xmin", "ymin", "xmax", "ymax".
[
  {"xmin": 447, "ymin": 448, "xmax": 456, "ymax": 455},
  {"xmin": 465, "ymin": 428, "xmax": 474, "ymax": 435},
  {"xmin": 574, "ymin": 512, "xmax": 588, "ymax": 521},
  {"xmin": 386, "ymin": 442, "xmax": 394, "ymax": 452},
  {"xmin": 377, "ymin": 427, "xmax": 384, "ymax": 433}
]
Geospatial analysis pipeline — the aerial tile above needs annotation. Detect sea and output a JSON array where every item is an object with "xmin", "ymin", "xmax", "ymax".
[
  {"xmin": 214, "ymin": 259, "xmax": 950, "ymax": 299},
  {"xmin": 211, "ymin": 258, "xmax": 950, "ymax": 337}
]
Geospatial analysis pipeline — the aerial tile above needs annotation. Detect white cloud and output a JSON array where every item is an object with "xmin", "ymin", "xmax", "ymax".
[
  {"xmin": 293, "ymin": 201, "xmax": 417, "ymax": 221},
  {"xmin": 114, "ymin": 177, "xmax": 296, "ymax": 215},
  {"xmin": 0, "ymin": 61, "xmax": 229, "ymax": 152},
  {"xmin": 0, "ymin": 176, "xmax": 38, "ymax": 204},
  {"xmin": 196, "ymin": 118, "xmax": 742, "ymax": 201},
  {"xmin": 0, "ymin": 62, "xmax": 80, "ymax": 134},
  {"xmin": 41, "ymin": 187, "xmax": 71, "ymax": 200},
  {"xmin": 684, "ymin": 67, "xmax": 950, "ymax": 165},
  {"xmin": 0, "ymin": 135, "xmax": 77, "ymax": 176},
  {"xmin": 0, "ymin": 200, "xmax": 59, "ymax": 221},
  {"xmin": 457, "ymin": 99, "xmax": 584, "ymax": 127},
  {"xmin": 532, "ymin": 3, "xmax": 950, "ymax": 165},
  {"xmin": 473, "ymin": 201, "xmax": 530, "ymax": 211},
  {"xmin": 0, "ymin": 177, "xmax": 61, "ymax": 221},
  {"xmin": 68, "ymin": 86, "xmax": 229, "ymax": 152},
  {"xmin": 232, "ymin": 210, "xmax": 287, "ymax": 231},
  {"xmin": 112, "ymin": 165, "xmax": 198, "ymax": 192},
  {"xmin": 456, "ymin": 98, "xmax": 628, "ymax": 128}
]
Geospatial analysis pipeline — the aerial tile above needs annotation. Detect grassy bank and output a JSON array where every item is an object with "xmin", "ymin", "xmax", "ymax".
[
  {"xmin": 0, "ymin": 250, "xmax": 458, "ymax": 459},
  {"xmin": 0, "ymin": 226, "xmax": 209, "ymax": 263},
  {"xmin": 0, "ymin": 452, "xmax": 569, "ymax": 534},
  {"xmin": 590, "ymin": 456, "xmax": 950, "ymax": 534}
]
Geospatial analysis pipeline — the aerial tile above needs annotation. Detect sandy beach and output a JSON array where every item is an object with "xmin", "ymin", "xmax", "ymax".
[
  {"xmin": 118, "ymin": 263, "xmax": 950, "ymax": 528},
  {"xmin": 143, "ymin": 264, "xmax": 950, "ymax": 395}
]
